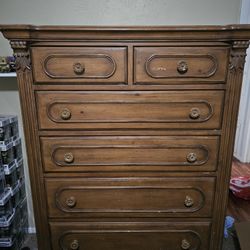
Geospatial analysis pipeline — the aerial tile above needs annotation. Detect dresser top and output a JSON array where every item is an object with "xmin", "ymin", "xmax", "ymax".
[{"xmin": 1, "ymin": 24, "xmax": 250, "ymax": 41}]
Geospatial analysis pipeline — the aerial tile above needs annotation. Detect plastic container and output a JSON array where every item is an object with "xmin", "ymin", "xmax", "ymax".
[
  {"xmin": 3, "ymin": 160, "xmax": 16, "ymax": 176},
  {"xmin": 0, "ymin": 142, "xmax": 15, "ymax": 165},
  {"xmin": 0, "ymin": 171, "xmax": 6, "ymax": 196},
  {"xmin": 0, "ymin": 199, "xmax": 13, "ymax": 221},
  {"xmin": 0, "ymin": 122, "xmax": 11, "ymax": 143},
  {"xmin": 17, "ymin": 198, "xmax": 27, "ymax": 226},
  {"xmin": 230, "ymin": 176, "xmax": 250, "ymax": 200},
  {"xmin": 0, "ymin": 185, "xmax": 11, "ymax": 207},
  {"xmin": 0, "ymin": 116, "xmax": 18, "ymax": 143},
  {"xmin": 10, "ymin": 117, "xmax": 19, "ymax": 139},
  {"xmin": 19, "ymin": 180, "xmax": 26, "ymax": 201},
  {"xmin": 0, "ymin": 190, "xmax": 14, "ymax": 227},
  {"xmin": 5, "ymin": 169, "xmax": 18, "ymax": 191},
  {"xmin": 13, "ymin": 138, "xmax": 22, "ymax": 161},
  {"xmin": 0, "ymin": 209, "xmax": 24, "ymax": 249},
  {"xmin": 11, "ymin": 189, "xmax": 20, "ymax": 209},
  {"xmin": 16, "ymin": 159, "xmax": 24, "ymax": 180}
]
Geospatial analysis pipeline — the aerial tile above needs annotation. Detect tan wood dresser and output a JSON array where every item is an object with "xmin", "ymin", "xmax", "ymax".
[{"xmin": 1, "ymin": 25, "xmax": 250, "ymax": 250}]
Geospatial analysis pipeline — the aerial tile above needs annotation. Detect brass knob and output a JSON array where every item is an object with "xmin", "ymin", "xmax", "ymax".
[
  {"xmin": 73, "ymin": 62, "xmax": 85, "ymax": 75},
  {"xmin": 61, "ymin": 108, "xmax": 71, "ymax": 120},
  {"xmin": 189, "ymin": 108, "xmax": 200, "ymax": 119},
  {"xmin": 177, "ymin": 61, "xmax": 188, "ymax": 74},
  {"xmin": 186, "ymin": 152, "xmax": 197, "ymax": 163},
  {"xmin": 184, "ymin": 195, "xmax": 194, "ymax": 207},
  {"xmin": 70, "ymin": 239, "xmax": 79, "ymax": 250},
  {"xmin": 66, "ymin": 196, "xmax": 77, "ymax": 208},
  {"xmin": 181, "ymin": 239, "xmax": 191, "ymax": 249},
  {"xmin": 64, "ymin": 152, "xmax": 74, "ymax": 164}
]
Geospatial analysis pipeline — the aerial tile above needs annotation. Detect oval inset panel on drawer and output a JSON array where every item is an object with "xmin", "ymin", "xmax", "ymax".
[
  {"xmin": 46, "ymin": 177, "xmax": 215, "ymax": 218},
  {"xmin": 41, "ymin": 136, "xmax": 219, "ymax": 172},
  {"xmin": 31, "ymin": 47, "xmax": 127, "ymax": 83},
  {"xmin": 50, "ymin": 222, "xmax": 211, "ymax": 250},
  {"xmin": 36, "ymin": 90, "xmax": 224, "ymax": 130},
  {"xmin": 134, "ymin": 47, "xmax": 228, "ymax": 84}
]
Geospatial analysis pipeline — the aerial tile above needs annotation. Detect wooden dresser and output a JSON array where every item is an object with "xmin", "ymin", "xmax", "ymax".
[{"xmin": 1, "ymin": 25, "xmax": 250, "ymax": 250}]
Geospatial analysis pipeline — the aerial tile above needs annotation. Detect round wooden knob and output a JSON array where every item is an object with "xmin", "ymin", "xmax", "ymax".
[
  {"xmin": 177, "ymin": 61, "xmax": 188, "ymax": 74},
  {"xmin": 184, "ymin": 195, "xmax": 194, "ymax": 208},
  {"xmin": 61, "ymin": 108, "xmax": 71, "ymax": 120},
  {"xmin": 73, "ymin": 62, "xmax": 85, "ymax": 75},
  {"xmin": 70, "ymin": 239, "xmax": 79, "ymax": 250},
  {"xmin": 64, "ymin": 152, "xmax": 74, "ymax": 164},
  {"xmin": 181, "ymin": 239, "xmax": 191, "ymax": 249},
  {"xmin": 189, "ymin": 108, "xmax": 200, "ymax": 119},
  {"xmin": 186, "ymin": 152, "xmax": 197, "ymax": 163},
  {"xmin": 66, "ymin": 196, "xmax": 77, "ymax": 208}
]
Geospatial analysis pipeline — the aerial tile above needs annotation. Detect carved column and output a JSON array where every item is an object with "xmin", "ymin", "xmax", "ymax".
[
  {"xmin": 10, "ymin": 41, "xmax": 31, "ymax": 71},
  {"xmin": 210, "ymin": 40, "xmax": 249, "ymax": 250},
  {"xmin": 10, "ymin": 41, "xmax": 51, "ymax": 250}
]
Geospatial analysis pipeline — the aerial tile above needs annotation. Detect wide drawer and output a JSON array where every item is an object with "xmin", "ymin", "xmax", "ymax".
[
  {"xmin": 36, "ymin": 90, "xmax": 224, "ymax": 130},
  {"xmin": 41, "ymin": 136, "xmax": 219, "ymax": 172},
  {"xmin": 45, "ymin": 177, "xmax": 215, "ymax": 218},
  {"xmin": 134, "ymin": 47, "xmax": 228, "ymax": 84},
  {"xmin": 50, "ymin": 221, "xmax": 211, "ymax": 250},
  {"xmin": 31, "ymin": 47, "xmax": 127, "ymax": 83}
]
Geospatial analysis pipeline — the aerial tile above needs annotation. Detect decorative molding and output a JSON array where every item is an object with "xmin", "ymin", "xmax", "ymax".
[
  {"xmin": 232, "ymin": 40, "xmax": 250, "ymax": 49},
  {"xmin": 46, "ymin": 100, "xmax": 214, "ymax": 124},
  {"xmin": 28, "ymin": 227, "xmax": 36, "ymax": 234},
  {"xmin": 43, "ymin": 53, "xmax": 116, "ymax": 79},
  {"xmin": 10, "ymin": 40, "xmax": 27, "ymax": 49},
  {"xmin": 146, "ymin": 54, "xmax": 218, "ymax": 79},
  {"xmin": 9, "ymin": 40, "xmax": 31, "ymax": 72},
  {"xmin": 229, "ymin": 41, "xmax": 249, "ymax": 72},
  {"xmin": 51, "ymin": 144, "xmax": 210, "ymax": 167},
  {"xmin": 58, "ymin": 228, "xmax": 202, "ymax": 250},
  {"xmin": 55, "ymin": 185, "xmax": 206, "ymax": 214},
  {"xmin": 209, "ymin": 39, "xmax": 249, "ymax": 249}
]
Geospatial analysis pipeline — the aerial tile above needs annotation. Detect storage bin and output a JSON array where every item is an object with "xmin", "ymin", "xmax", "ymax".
[
  {"xmin": 0, "ymin": 143, "xmax": 14, "ymax": 165},
  {"xmin": 0, "ymin": 116, "xmax": 18, "ymax": 143}
]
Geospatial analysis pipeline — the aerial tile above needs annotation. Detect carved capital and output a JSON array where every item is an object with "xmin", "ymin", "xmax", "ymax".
[
  {"xmin": 10, "ymin": 40, "xmax": 31, "ymax": 72},
  {"xmin": 229, "ymin": 41, "xmax": 249, "ymax": 72},
  {"xmin": 232, "ymin": 41, "xmax": 250, "ymax": 49}
]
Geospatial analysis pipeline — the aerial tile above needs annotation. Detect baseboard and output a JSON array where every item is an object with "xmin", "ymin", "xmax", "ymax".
[{"xmin": 28, "ymin": 227, "xmax": 36, "ymax": 234}]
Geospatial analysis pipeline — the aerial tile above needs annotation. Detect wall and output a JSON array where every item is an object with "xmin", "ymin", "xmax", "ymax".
[
  {"xmin": 0, "ymin": 79, "xmax": 36, "ymax": 232},
  {"xmin": 0, "ymin": 0, "xmax": 243, "ymax": 232},
  {"xmin": 234, "ymin": 0, "xmax": 250, "ymax": 162}
]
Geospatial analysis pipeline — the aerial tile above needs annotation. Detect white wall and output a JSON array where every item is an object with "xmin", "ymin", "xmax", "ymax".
[
  {"xmin": 0, "ymin": 79, "xmax": 36, "ymax": 232},
  {"xmin": 234, "ymin": 0, "xmax": 250, "ymax": 163},
  {"xmin": 0, "ymin": 0, "xmax": 242, "ymax": 56},
  {"xmin": 0, "ymin": 0, "xmax": 243, "ymax": 232}
]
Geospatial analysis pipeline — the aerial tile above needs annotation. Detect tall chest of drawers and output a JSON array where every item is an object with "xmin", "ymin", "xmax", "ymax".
[{"xmin": 1, "ymin": 25, "xmax": 250, "ymax": 250}]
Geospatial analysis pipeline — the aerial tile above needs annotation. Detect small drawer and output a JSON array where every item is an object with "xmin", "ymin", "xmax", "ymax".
[
  {"xmin": 50, "ymin": 222, "xmax": 211, "ymax": 250},
  {"xmin": 31, "ymin": 47, "xmax": 127, "ymax": 84},
  {"xmin": 45, "ymin": 177, "xmax": 215, "ymax": 218},
  {"xmin": 41, "ymin": 136, "xmax": 219, "ymax": 172},
  {"xmin": 134, "ymin": 47, "xmax": 229, "ymax": 84},
  {"xmin": 36, "ymin": 90, "xmax": 224, "ymax": 130}
]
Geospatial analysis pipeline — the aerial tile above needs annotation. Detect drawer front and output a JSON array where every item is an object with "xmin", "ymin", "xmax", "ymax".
[
  {"xmin": 50, "ymin": 222, "xmax": 211, "ymax": 250},
  {"xmin": 41, "ymin": 136, "xmax": 219, "ymax": 172},
  {"xmin": 31, "ymin": 47, "xmax": 127, "ymax": 83},
  {"xmin": 45, "ymin": 177, "xmax": 215, "ymax": 218},
  {"xmin": 134, "ymin": 47, "xmax": 228, "ymax": 84},
  {"xmin": 36, "ymin": 90, "xmax": 224, "ymax": 130}
]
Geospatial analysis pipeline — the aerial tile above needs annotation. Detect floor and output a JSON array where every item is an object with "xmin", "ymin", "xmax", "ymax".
[
  {"xmin": 21, "ymin": 234, "xmax": 37, "ymax": 250},
  {"xmin": 224, "ymin": 158, "xmax": 250, "ymax": 250},
  {"xmin": 21, "ymin": 159, "xmax": 250, "ymax": 250},
  {"xmin": 227, "ymin": 158, "xmax": 250, "ymax": 222}
]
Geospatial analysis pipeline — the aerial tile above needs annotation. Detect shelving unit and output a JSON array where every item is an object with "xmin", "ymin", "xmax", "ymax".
[
  {"xmin": 0, "ymin": 115, "xmax": 27, "ymax": 250},
  {"xmin": 0, "ymin": 73, "xmax": 16, "ymax": 78}
]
